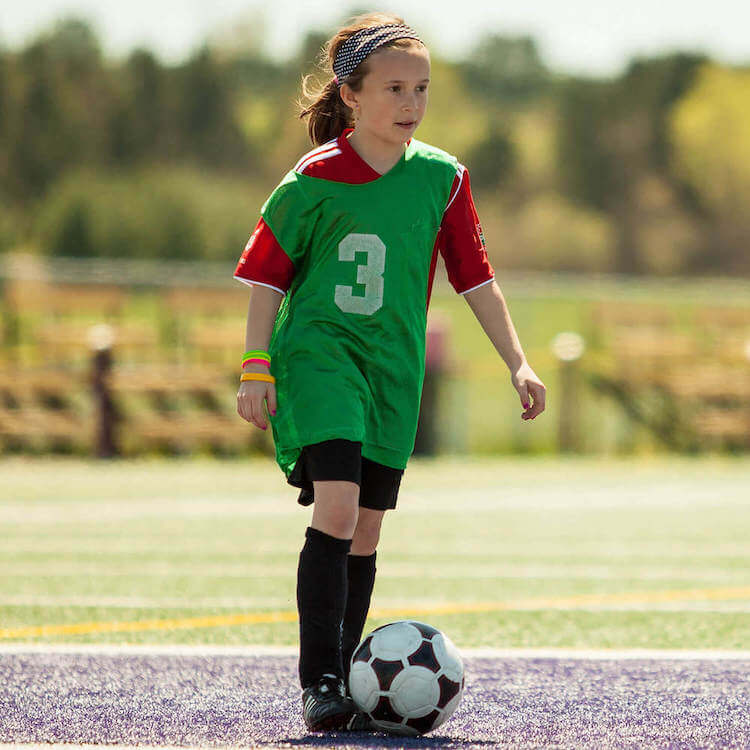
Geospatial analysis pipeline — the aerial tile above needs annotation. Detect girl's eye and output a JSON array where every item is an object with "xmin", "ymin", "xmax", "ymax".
[{"xmin": 389, "ymin": 85, "xmax": 428, "ymax": 92}]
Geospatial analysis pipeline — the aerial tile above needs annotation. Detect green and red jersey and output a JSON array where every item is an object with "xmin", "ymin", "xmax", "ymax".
[{"xmin": 234, "ymin": 128, "xmax": 494, "ymax": 478}]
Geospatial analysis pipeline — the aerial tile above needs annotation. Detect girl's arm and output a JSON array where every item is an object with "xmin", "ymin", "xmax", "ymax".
[
  {"xmin": 237, "ymin": 284, "xmax": 284, "ymax": 430},
  {"xmin": 463, "ymin": 280, "xmax": 546, "ymax": 421}
]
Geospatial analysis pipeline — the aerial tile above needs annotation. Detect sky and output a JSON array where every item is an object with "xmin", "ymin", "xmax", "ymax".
[{"xmin": 2, "ymin": 0, "xmax": 750, "ymax": 76}]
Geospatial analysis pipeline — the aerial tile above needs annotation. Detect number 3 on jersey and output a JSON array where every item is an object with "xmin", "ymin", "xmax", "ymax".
[{"xmin": 334, "ymin": 233, "xmax": 385, "ymax": 316}]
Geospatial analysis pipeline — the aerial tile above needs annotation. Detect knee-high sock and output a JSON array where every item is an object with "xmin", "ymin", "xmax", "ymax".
[
  {"xmin": 341, "ymin": 551, "xmax": 377, "ymax": 685},
  {"xmin": 296, "ymin": 526, "xmax": 352, "ymax": 689}
]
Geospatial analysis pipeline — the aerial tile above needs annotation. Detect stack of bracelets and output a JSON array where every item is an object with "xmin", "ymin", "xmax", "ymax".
[{"xmin": 240, "ymin": 349, "xmax": 276, "ymax": 384}]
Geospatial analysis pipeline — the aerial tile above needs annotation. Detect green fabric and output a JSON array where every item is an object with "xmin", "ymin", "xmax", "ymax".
[{"xmin": 262, "ymin": 137, "xmax": 458, "ymax": 477}]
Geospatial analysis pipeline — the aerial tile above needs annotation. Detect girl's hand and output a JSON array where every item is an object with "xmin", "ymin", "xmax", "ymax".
[
  {"xmin": 237, "ymin": 373, "xmax": 277, "ymax": 431},
  {"xmin": 512, "ymin": 362, "xmax": 546, "ymax": 421}
]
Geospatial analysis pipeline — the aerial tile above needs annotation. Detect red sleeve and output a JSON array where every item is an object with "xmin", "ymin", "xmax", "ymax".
[
  {"xmin": 438, "ymin": 167, "xmax": 495, "ymax": 295},
  {"xmin": 233, "ymin": 217, "xmax": 296, "ymax": 295}
]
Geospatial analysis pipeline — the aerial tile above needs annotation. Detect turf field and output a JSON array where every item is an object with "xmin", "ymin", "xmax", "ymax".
[
  {"xmin": 1, "ymin": 455, "xmax": 749, "ymax": 748},
  {"xmin": 2, "ymin": 646, "xmax": 749, "ymax": 748}
]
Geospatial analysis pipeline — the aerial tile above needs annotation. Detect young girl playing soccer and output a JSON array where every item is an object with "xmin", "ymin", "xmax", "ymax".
[{"xmin": 235, "ymin": 12, "xmax": 546, "ymax": 733}]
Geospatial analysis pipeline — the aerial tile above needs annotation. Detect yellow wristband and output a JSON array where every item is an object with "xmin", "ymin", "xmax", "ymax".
[{"xmin": 240, "ymin": 372, "xmax": 276, "ymax": 384}]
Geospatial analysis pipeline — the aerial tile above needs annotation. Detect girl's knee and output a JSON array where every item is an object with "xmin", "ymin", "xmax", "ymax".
[
  {"xmin": 351, "ymin": 508, "xmax": 385, "ymax": 555},
  {"xmin": 310, "ymin": 480, "xmax": 360, "ymax": 539}
]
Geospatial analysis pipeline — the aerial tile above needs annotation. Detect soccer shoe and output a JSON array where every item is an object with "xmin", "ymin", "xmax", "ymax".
[
  {"xmin": 344, "ymin": 711, "xmax": 380, "ymax": 732},
  {"xmin": 301, "ymin": 673, "xmax": 356, "ymax": 731},
  {"xmin": 341, "ymin": 681, "xmax": 376, "ymax": 731}
]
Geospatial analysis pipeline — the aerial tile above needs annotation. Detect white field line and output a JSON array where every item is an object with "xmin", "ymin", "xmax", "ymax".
[
  {"xmin": 1, "ymin": 642, "xmax": 749, "ymax": 661},
  {"xmin": 2, "ymin": 558, "xmax": 749, "ymax": 580},
  {"xmin": 0, "ymin": 535, "xmax": 750, "ymax": 566},
  {"xmin": 11, "ymin": 537, "xmax": 749, "ymax": 556},
  {"xmin": 3, "ymin": 535, "xmax": 749, "ymax": 558},
  {"xmin": 0, "ymin": 498, "xmax": 292, "ymax": 523},
  {"xmin": 386, "ymin": 542, "xmax": 750, "ymax": 557},
  {"xmin": 2, "ymin": 593, "xmax": 750, "ymax": 613},
  {"xmin": 2, "ymin": 487, "xmax": 749, "ymax": 523},
  {"xmin": 0, "ymin": 594, "xmax": 295, "ymax": 609}
]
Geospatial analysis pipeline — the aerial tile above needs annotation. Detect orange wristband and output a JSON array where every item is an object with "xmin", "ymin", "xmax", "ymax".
[{"xmin": 240, "ymin": 372, "xmax": 276, "ymax": 384}]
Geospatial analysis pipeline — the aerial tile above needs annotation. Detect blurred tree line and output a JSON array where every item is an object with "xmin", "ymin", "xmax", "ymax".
[{"xmin": 0, "ymin": 15, "xmax": 748, "ymax": 275}]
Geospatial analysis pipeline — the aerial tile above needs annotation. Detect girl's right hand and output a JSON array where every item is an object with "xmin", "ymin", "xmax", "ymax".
[{"xmin": 237, "ymin": 376, "xmax": 277, "ymax": 431}]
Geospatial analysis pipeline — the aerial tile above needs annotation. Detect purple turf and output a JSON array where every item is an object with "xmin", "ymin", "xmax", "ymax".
[{"xmin": 1, "ymin": 653, "xmax": 748, "ymax": 748}]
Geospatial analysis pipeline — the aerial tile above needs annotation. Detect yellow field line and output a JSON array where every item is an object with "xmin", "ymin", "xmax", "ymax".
[
  {"xmin": 2, "ymin": 585, "xmax": 749, "ymax": 640},
  {"xmin": 376, "ymin": 585, "xmax": 750, "ymax": 617},
  {"xmin": 0, "ymin": 611, "xmax": 298, "ymax": 640}
]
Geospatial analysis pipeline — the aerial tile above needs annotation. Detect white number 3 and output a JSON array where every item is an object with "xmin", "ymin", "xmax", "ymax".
[{"xmin": 334, "ymin": 233, "xmax": 385, "ymax": 316}]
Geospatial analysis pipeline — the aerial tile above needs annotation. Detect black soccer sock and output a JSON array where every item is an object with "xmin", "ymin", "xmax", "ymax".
[
  {"xmin": 296, "ymin": 526, "xmax": 352, "ymax": 689},
  {"xmin": 341, "ymin": 550, "xmax": 377, "ymax": 686}
]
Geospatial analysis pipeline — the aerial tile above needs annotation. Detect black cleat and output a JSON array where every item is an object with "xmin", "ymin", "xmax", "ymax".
[
  {"xmin": 344, "ymin": 711, "xmax": 380, "ymax": 732},
  {"xmin": 302, "ymin": 673, "xmax": 356, "ymax": 731},
  {"xmin": 342, "ymin": 683, "xmax": 380, "ymax": 732}
]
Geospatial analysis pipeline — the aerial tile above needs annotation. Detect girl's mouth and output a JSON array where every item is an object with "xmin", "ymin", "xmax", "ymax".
[{"xmin": 396, "ymin": 121, "xmax": 416, "ymax": 129}]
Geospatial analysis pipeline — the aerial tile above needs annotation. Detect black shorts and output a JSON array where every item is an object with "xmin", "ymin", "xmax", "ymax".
[{"xmin": 286, "ymin": 439, "xmax": 404, "ymax": 511}]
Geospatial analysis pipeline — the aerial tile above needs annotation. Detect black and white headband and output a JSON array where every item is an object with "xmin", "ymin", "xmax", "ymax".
[{"xmin": 332, "ymin": 23, "xmax": 423, "ymax": 86}]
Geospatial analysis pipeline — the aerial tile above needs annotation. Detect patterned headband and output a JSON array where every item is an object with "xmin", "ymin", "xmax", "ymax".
[{"xmin": 332, "ymin": 23, "xmax": 423, "ymax": 86}]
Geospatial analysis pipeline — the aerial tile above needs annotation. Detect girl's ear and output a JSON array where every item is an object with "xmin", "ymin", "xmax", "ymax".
[
  {"xmin": 339, "ymin": 83, "xmax": 357, "ymax": 112},
  {"xmin": 338, "ymin": 84, "xmax": 349, "ymax": 109}
]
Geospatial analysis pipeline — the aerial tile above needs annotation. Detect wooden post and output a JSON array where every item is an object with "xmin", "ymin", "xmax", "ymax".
[
  {"xmin": 88, "ymin": 324, "xmax": 119, "ymax": 458},
  {"xmin": 551, "ymin": 332, "xmax": 585, "ymax": 454}
]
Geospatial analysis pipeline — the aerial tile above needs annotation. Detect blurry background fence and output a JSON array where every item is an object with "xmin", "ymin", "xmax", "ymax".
[
  {"xmin": 0, "ymin": 254, "xmax": 262, "ymax": 457},
  {"xmin": 586, "ymin": 300, "xmax": 750, "ymax": 453},
  {"xmin": 1, "ymin": 253, "xmax": 748, "ymax": 458}
]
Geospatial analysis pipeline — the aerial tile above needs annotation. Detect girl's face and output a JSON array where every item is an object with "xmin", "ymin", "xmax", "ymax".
[{"xmin": 343, "ymin": 45, "xmax": 430, "ymax": 147}]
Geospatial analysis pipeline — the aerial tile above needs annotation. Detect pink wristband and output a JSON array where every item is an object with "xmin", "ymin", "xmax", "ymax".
[{"xmin": 242, "ymin": 357, "xmax": 271, "ymax": 368}]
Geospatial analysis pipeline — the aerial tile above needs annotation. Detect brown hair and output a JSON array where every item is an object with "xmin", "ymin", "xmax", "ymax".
[{"xmin": 297, "ymin": 12, "xmax": 426, "ymax": 146}]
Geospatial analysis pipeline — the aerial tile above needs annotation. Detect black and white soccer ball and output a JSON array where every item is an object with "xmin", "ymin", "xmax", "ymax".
[{"xmin": 348, "ymin": 620, "xmax": 465, "ymax": 736}]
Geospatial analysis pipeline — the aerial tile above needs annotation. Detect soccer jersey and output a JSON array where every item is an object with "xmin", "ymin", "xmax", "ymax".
[
  {"xmin": 234, "ymin": 128, "xmax": 495, "ymax": 477},
  {"xmin": 236, "ymin": 129, "xmax": 494, "ymax": 303}
]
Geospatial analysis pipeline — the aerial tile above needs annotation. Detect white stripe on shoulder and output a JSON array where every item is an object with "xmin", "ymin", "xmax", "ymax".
[
  {"xmin": 459, "ymin": 276, "xmax": 494, "ymax": 295},
  {"xmin": 293, "ymin": 139, "xmax": 340, "ymax": 173},
  {"xmin": 443, "ymin": 163, "xmax": 466, "ymax": 214},
  {"xmin": 233, "ymin": 276, "xmax": 287, "ymax": 295},
  {"xmin": 295, "ymin": 145, "xmax": 342, "ymax": 175},
  {"xmin": 293, "ymin": 139, "xmax": 336, "ymax": 170}
]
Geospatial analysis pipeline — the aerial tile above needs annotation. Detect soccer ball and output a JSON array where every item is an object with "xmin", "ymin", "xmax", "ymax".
[{"xmin": 347, "ymin": 620, "xmax": 465, "ymax": 736}]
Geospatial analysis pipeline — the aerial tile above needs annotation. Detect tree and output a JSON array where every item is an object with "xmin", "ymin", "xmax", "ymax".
[
  {"xmin": 42, "ymin": 17, "xmax": 102, "ymax": 76},
  {"xmin": 2, "ymin": 18, "xmax": 112, "ymax": 202},
  {"xmin": 459, "ymin": 34, "xmax": 551, "ymax": 104},
  {"xmin": 109, "ymin": 49, "xmax": 167, "ymax": 164},
  {"xmin": 175, "ymin": 46, "xmax": 251, "ymax": 169},
  {"xmin": 556, "ymin": 53, "xmax": 705, "ymax": 273},
  {"xmin": 463, "ymin": 124, "xmax": 515, "ymax": 191},
  {"xmin": 670, "ymin": 63, "xmax": 750, "ymax": 273}
]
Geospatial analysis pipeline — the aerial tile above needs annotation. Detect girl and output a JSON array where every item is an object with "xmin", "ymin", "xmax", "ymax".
[{"xmin": 235, "ymin": 12, "xmax": 546, "ymax": 733}]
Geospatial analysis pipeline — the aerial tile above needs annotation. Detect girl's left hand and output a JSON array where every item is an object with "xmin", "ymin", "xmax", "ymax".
[{"xmin": 512, "ymin": 362, "xmax": 546, "ymax": 421}]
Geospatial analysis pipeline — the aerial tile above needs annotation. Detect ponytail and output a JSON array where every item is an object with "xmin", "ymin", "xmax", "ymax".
[
  {"xmin": 297, "ymin": 74, "xmax": 353, "ymax": 147},
  {"xmin": 296, "ymin": 11, "xmax": 421, "ymax": 147}
]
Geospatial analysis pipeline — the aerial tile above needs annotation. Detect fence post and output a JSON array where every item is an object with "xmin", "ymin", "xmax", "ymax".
[
  {"xmin": 88, "ymin": 323, "xmax": 119, "ymax": 458},
  {"xmin": 551, "ymin": 331, "xmax": 585, "ymax": 454}
]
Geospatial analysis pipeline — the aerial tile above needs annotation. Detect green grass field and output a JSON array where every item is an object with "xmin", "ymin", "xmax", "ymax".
[{"xmin": 1, "ymin": 455, "xmax": 749, "ymax": 650}]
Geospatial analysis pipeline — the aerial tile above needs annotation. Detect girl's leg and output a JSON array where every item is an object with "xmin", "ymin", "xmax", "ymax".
[
  {"xmin": 342, "ymin": 508, "xmax": 386, "ymax": 684},
  {"xmin": 350, "ymin": 507, "xmax": 385, "ymax": 556},
  {"xmin": 310, "ymin": 480, "xmax": 360, "ymax": 539},
  {"xmin": 297, "ymin": 479, "xmax": 359, "ymax": 689}
]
